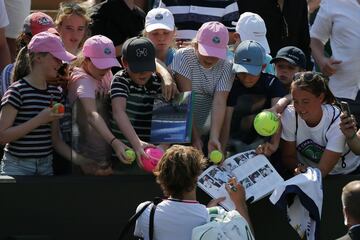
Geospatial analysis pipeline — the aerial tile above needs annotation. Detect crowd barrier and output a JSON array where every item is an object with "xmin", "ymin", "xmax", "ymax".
[{"xmin": 0, "ymin": 174, "xmax": 359, "ymax": 240}]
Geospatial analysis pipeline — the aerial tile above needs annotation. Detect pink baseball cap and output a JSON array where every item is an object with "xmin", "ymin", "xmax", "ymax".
[
  {"xmin": 23, "ymin": 12, "xmax": 54, "ymax": 36},
  {"xmin": 28, "ymin": 31, "xmax": 76, "ymax": 62},
  {"xmin": 82, "ymin": 35, "xmax": 120, "ymax": 69},
  {"xmin": 196, "ymin": 21, "xmax": 229, "ymax": 60}
]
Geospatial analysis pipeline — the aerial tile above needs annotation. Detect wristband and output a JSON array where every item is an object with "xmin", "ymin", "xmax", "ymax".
[{"xmin": 110, "ymin": 137, "xmax": 117, "ymax": 145}]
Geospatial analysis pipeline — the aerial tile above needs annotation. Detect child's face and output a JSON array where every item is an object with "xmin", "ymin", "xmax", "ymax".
[
  {"xmin": 275, "ymin": 59, "xmax": 301, "ymax": 87},
  {"xmin": 39, "ymin": 53, "xmax": 63, "ymax": 79},
  {"xmin": 147, "ymin": 29, "xmax": 175, "ymax": 52},
  {"xmin": 128, "ymin": 70, "xmax": 153, "ymax": 86},
  {"xmin": 57, "ymin": 14, "xmax": 87, "ymax": 54},
  {"xmin": 236, "ymin": 72, "xmax": 261, "ymax": 88},
  {"xmin": 84, "ymin": 59, "xmax": 110, "ymax": 80},
  {"xmin": 196, "ymin": 52, "xmax": 220, "ymax": 69},
  {"xmin": 291, "ymin": 86, "xmax": 324, "ymax": 124}
]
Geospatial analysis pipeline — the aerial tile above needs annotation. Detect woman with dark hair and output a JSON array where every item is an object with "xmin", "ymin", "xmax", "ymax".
[{"xmin": 280, "ymin": 72, "xmax": 360, "ymax": 177}]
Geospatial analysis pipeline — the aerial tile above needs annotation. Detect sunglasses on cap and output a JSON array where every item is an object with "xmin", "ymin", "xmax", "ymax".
[{"xmin": 60, "ymin": 2, "xmax": 86, "ymax": 15}]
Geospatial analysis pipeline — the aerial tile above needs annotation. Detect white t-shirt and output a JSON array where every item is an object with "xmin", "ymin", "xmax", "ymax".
[
  {"xmin": 0, "ymin": 0, "xmax": 9, "ymax": 28},
  {"xmin": 170, "ymin": 47, "xmax": 234, "ymax": 134},
  {"xmin": 134, "ymin": 199, "xmax": 209, "ymax": 240},
  {"xmin": 310, "ymin": 0, "xmax": 360, "ymax": 100},
  {"xmin": 281, "ymin": 104, "xmax": 360, "ymax": 174}
]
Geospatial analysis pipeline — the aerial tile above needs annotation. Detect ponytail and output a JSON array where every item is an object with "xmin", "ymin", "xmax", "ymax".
[{"xmin": 12, "ymin": 46, "xmax": 31, "ymax": 83}]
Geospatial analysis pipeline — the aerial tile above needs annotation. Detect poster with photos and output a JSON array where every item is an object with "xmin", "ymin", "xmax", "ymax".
[{"xmin": 197, "ymin": 150, "xmax": 284, "ymax": 211}]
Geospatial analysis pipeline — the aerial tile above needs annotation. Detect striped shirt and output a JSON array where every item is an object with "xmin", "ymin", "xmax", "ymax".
[
  {"xmin": 154, "ymin": 0, "xmax": 239, "ymax": 40},
  {"xmin": 1, "ymin": 79, "xmax": 62, "ymax": 157},
  {"xmin": 170, "ymin": 47, "xmax": 234, "ymax": 134},
  {"xmin": 110, "ymin": 70, "xmax": 162, "ymax": 146}
]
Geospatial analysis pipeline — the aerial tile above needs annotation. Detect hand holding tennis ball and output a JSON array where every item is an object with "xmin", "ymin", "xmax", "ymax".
[
  {"xmin": 52, "ymin": 102, "xmax": 65, "ymax": 114},
  {"xmin": 254, "ymin": 111, "xmax": 279, "ymax": 136},
  {"xmin": 125, "ymin": 149, "xmax": 136, "ymax": 163},
  {"xmin": 209, "ymin": 150, "xmax": 223, "ymax": 164}
]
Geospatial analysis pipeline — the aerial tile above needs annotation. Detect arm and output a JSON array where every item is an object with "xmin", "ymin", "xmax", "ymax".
[
  {"xmin": 269, "ymin": 94, "xmax": 292, "ymax": 114},
  {"xmin": 155, "ymin": 60, "xmax": 178, "ymax": 101},
  {"xmin": 339, "ymin": 112, "xmax": 360, "ymax": 154},
  {"xmin": 0, "ymin": 104, "xmax": 61, "ymax": 145},
  {"xmin": 310, "ymin": 38, "xmax": 342, "ymax": 76},
  {"xmin": 280, "ymin": 139, "xmax": 299, "ymax": 172},
  {"xmin": 317, "ymin": 149, "xmax": 342, "ymax": 176},
  {"xmin": 111, "ymin": 96, "xmax": 148, "ymax": 164},
  {"xmin": 208, "ymin": 91, "xmax": 229, "ymax": 153},
  {"xmin": 79, "ymin": 98, "xmax": 128, "ymax": 163},
  {"xmin": 219, "ymin": 107, "xmax": 234, "ymax": 153},
  {"xmin": 0, "ymin": 27, "xmax": 11, "ymax": 71}
]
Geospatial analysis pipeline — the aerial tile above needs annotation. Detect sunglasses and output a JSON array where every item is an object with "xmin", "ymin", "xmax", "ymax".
[
  {"xmin": 293, "ymin": 71, "xmax": 326, "ymax": 82},
  {"xmin": 61, "ymin": 2, "xmax": 86, "ymax": 15}
]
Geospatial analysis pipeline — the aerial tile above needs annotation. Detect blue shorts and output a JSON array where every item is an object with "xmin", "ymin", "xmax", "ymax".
[{"xmin": 0, "ymin": 151, "xmax": 53, "ymax": 176}]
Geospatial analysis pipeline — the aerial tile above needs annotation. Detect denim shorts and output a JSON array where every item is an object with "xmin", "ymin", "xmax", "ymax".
[{"xmin": 0, "ymin": 151, "xmax": 53, "ymax": 176}]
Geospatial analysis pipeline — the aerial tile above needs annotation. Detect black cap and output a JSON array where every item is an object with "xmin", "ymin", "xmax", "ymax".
[
  {"xmin": 270, "ymin": 46, "xmax": 306, "ymax": 69},
  {"xmin": 122, "ymin": 36, "xmax": 156, "ymax": 73}
]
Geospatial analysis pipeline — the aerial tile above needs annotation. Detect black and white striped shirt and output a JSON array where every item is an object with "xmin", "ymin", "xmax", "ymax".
[
  {"xmin": 1, "ymin": 79, "xmax": 62, "ymax": 157},
  {"xmin": 154, "ymin": 0, "xmax": 239, "ymax": 40}
]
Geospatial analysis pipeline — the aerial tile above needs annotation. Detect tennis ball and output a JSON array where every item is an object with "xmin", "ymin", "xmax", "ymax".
[
  {"xmin": 253, "ymin": 111, "xmax": 279, "ymax": 136},
  {"xmin": 209, "ymin": 150, "xmax": 223, "ymax": 164},
  {"xmin": 125, "ymin": 149, "xmax": 136, "ymax": 162},
  {"xmin": 52, "ymin": 102, "xmax": 65, "ymax": 114}
]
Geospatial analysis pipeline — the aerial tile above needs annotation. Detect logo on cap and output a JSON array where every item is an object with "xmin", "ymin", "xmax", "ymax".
[
  {"xmin": 242, "ymin": 58, "xmax": 251, "ymax": 63},
  {"xmin": 212, "ymin": 36, "xmax": 221, "ymax": 44},
  {"xmin": 38, "ymin": 17, "xmax": 52, "ymax": 26},
  {"xmin": 136, "ymin": 48, "xmax": 148, "ymax": 57},
  {"xmin": 104, "ymin": 47, "xmax": 111, "ymax": 55},
  {"xmin": 155, "ymin": 13, "xmax": 163, "ymax": 20}
]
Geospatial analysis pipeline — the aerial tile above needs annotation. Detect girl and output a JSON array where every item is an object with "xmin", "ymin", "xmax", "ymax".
[
  {"xmin": 134, "ymin": 145, "xmax": 252, "ymax": 240},
  {"xmin": 0, "ymin": 31, "xmax": 82, "ymax": 175},
  {"xmin": 171, "ymin": 21, "xmax": 234, "ymax": 155},
  {"xmin": 143, "ymin": 7, "xmax": 176, "ymax": 66},
  {"xmin": 68, "ymin": 34, "xmax": 130, "ymax": 175},
  {"xmin": 280, "ymin": 72, "xmax": 360, "ymax": 176},
  {"xmin": 55, "ymin": 1, "xmax": 90, "ymax": 55}
]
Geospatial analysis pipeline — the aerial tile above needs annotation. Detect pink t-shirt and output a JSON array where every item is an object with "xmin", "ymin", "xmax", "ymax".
[
  {"xmin": 67, "ymin": 67, "xmax": 113, "ymax": 163},
  {"xmin": 68, "ymin": 67, "xmax": 113, "ymax": 104}
]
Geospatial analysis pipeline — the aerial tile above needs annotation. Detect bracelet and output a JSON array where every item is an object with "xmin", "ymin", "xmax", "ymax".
[
  {"xmin": 110, "ymin": 137, "xmax": 117, "ymax": 145},
  {"xmin": 347, "ymin": 132, "xmax": 357, "ymax": 141}
]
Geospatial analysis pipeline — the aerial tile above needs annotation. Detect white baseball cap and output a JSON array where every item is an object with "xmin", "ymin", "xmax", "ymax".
[
  {"xmin": 145, "ymin": 8, "xmax": 175, "ymax": 32},
  {"xmin": 233, "ymin": 12, "xmax": 271, "ymax": 54}
]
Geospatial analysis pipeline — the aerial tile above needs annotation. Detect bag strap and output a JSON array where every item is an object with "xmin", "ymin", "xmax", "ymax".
[
  {"xmin": 118, "ymin": 201, "xmax": 152, "ymax": 240},
  {"xmin": 149, "ymin": 197, "xmax": 162, "ymax": 240}
]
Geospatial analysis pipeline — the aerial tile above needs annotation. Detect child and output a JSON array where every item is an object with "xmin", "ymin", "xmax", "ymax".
[
  {"xmin": 143, "ymin": 7, "xmax": 176, "ymax": 66},
  {"xmin": 55, "ymin": 1, "xmax": 90, "ymax": 55},
  {"xmin": 270, "ymin": 46, "xmax": 306, "ymax": 91},
  {"xmin": 171, "ymin": 21, "xmax": 234, "ymax": 155},
  {"xmin": 68, "ymin": 35, "xmax": 130, "ymax": 175},
  {"xmin": 281, "ymin": 72, "xmax": 360, "ymax": 176},
  {"xmin": 134, "ymin": 145, "xmax": 253, "ymax": 240},
  {"xmin": 220, "ymin": 40, "xmax": 287, "ymax": 154},
  {"xmin": 232, "ymin": 12, "xmax": 274, "ymax": 75},
  {"xmin": 1, "ymin": 11, "xmax": 54, "ymax": 98},
  {"xmin": 110, "ymin": 36, "xmax": 161, "ymax": 172},
  {"xmin": 0, "ymin": 31, "xmax": 81, "ymax": 176}
]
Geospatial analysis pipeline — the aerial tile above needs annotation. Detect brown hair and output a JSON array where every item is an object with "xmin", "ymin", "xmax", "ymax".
[
  {"xmin": 154, "ymin": 145, "xmax": 207, "ymax": 199},
  {"xmin": 12, "ymin": 47, "xmax": 48, "ymax": 82},
  {"xmin": 291, "ymin": 71, "xmax": 337, "ymax": 105},
  {"xmin": 342, "ymin": 180, "xmax": 360, "ymax": 221}
]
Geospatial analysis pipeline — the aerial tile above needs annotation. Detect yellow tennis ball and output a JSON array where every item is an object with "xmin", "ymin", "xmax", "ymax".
[
  {"xmin": 254, "ymin": 111, "xmax": 279, "ymax": 137},
  {"xmin": 125, "ymin": 149, "xmax": 136, "ymax": 162},
  {"xmin": 209, "ymin": 150, "xmax": 223, "ymax": 164}
]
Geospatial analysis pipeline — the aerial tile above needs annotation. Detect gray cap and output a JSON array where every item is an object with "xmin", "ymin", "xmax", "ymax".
[
  {"xmin": 122, "ymin": 36, "xmax": 156, "ymax": 73},
  {"xmin": 233, "ymin": 40, "xmax": 265, "ymax": 76}
]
